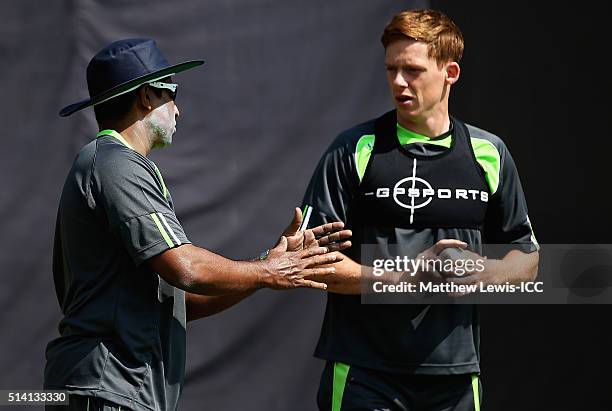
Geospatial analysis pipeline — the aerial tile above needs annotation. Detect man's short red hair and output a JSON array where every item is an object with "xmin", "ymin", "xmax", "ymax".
[{"xmin": 381, "ymin": 9, "xmax": 464, "ymax": 67}]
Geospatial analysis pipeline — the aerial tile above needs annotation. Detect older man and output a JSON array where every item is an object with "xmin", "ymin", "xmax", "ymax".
[
  {"xmin": 44, "ymin": 38, "xmax": 350, "ymax": 411},
  {"xmin": 299, "ymin": 10, "xmax": 539, "ymax": 411}
]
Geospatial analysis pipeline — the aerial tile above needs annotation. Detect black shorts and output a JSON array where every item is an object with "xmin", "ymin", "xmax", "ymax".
[{"xmin": 317, "ymin": 361, "xmax": 482, "ymax": 411}]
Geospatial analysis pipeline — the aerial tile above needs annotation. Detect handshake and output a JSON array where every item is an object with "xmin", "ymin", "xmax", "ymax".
[{"xmin": 257, "ymin": 207, "xmax": 352, "ymax": 291}]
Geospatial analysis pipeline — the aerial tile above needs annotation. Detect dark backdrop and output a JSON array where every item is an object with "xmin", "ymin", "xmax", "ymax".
[
  {"xmin": 433, "ymin": 2, "xmax": 612, "ymax": 410},
  {"xmin": 1, "ymin": 1, "xmax": 610, "ymax": 410}
]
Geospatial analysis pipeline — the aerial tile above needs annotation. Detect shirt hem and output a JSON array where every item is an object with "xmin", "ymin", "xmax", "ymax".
[
  {"xmin": 44, "ymin": 386, "xmax": 156, "ymax": 411},
  {"xmin": 314, "ymin": 351, "xmax": 480, "ymax": 375}
]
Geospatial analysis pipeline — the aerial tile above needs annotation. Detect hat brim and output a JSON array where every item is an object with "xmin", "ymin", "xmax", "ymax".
[{"xmin": 59, "ymin": 59, "xmax": 204, "ymax": 117}]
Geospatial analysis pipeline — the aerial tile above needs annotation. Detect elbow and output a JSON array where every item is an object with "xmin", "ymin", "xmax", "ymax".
[
  {"xmin": 149, "ymin": 245, "xmax": 217, "ymax": 294},
  {"xmin": 179, "ymin": 261, "xmax": 208, "ymax": 294},
  {"xmin": 177, "ymin": 260, "xmax": 221, "ymax": 295},
  {"xmin": 159, "ymin": 257, "xmax": 202, "ymax": 294}
]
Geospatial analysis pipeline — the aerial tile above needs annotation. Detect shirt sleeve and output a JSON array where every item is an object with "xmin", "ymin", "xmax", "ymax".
[
  {"xmin": 92, "ymin": 145, "xmax": 190, "ymax": 265},
  {"xmin": 483, "ymin": 141, "xmax": 539, "ymax": 253},
  {"xmin": 302, "ymin": 132, "xmax": 359, "ymax": 228}
]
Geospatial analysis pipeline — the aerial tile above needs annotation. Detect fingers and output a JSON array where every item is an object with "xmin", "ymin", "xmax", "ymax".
[
  {"xmin": 325, "ymin": 241, "xmax": 352, "ymax": 252},
  {"xmin": 301, "ymin": 266, "xmax": 337, "ymax": 277},
  {"xmin": 310, "ymin": 221, "xmax": 345, "ymax": 238},
  {"xmin": 283, "ymin": 267, "xmax": 336, "ymax": 290},
  {"xmin": 317, "ymin": 230, "xmax": 352, "ymax": 246},
  {"xmin": 299, "ymin": 246, "xmax": 330, "ymax": 258},
  {"xmin": 303, "ymin": 229, "xmax": 317, "ymax": 248},
  {"xmin": 295, "ymin": 279, "xmax": 328, "ymax": 290},
  {"xmin": 306, "ymin": 228, "xmax": 352, "ymax": 254},
  {"xmin": 431, "ymin": 239, "xmax": 467, "ymax": 255},
  {"xmin": 302, "ymin": 252, "xmax": 343, "ymax": 267}
]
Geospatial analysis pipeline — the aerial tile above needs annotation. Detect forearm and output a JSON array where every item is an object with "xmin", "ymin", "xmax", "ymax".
[
  {"xmin": 185, "ymin": 290, "xmax": 256, "ymax": 321},
  {"xmin": 151, "ymin": 244, "xmax": 268, "ymax": 296},
  {"xmin": 306, "ymin": 253, "xmax": 404, "ymax": 295},
  {"xmin": 461, "ymin": 249, "xmax": 539, "ymax": 285},
  {"xmin": 316, "ymin": 256, "xmax": 363, "ymax": 294}
]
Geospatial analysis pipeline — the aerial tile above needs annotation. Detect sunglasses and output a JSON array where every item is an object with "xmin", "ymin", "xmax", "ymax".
[{"xmin": 148, "ymin": 81, "xmax": 178, "ymax": 101}]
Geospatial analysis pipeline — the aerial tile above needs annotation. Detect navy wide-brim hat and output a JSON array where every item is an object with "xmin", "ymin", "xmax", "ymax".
[{"xmin": 59, "ymin": 38, "xmax": 204, "ymax": 117}]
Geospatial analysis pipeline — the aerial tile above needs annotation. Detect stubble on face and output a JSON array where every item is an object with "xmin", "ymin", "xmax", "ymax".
[{"xmin": 146, "ymin": 103, "xmax": 175, "ymax": 149}]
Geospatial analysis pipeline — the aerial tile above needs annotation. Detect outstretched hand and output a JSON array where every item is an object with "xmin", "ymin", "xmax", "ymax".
[
  {"xmin": 282, "ymin": 207, "xmax": 352, "ymax": 253},
  {"xmin": 260, "ymin": 236, "xmax": 343, "ymax": 290}
]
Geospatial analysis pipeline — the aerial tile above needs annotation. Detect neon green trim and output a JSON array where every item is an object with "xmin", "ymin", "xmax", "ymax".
[
  {"xmin": 153, "ymin": 164, "xmax": 169, "ymax": 199},
  {"xmin": 354, "ymin": 124, "xmax": 500, "ymax": 196},
  {"xmin": 150, "ymin": 213, "xmax": 173, "ymax": 247},
  {"xmin": 301, "ymin": 204, "xmax": 311, "ymax": 219},
  {"xmin": 470, "ymin": 137, "xmax": 501, "ymax": 195},
  {"xmin": 396, "ymin": 123, "xmax": 501, "ymax": 194},
  {"xmin": 355, "ymin": 134, "xmax": 375, "ymax": 182},
  {"xmin": 354, "ymin": 127, "xmax": 452, "ymax": 183},
  {"xmin": 472, "ymin": 374, "xmax": 480, "ymax": 411},
  {"xmin": 332, "ymin": 362, "xmax": 350, "ymax": 411},
  {"xmin": 96, "ymin": 129, "xmax": 136, "ymax": 150},
  {"xmin": 397, "ymin": 123, "xmax": 452, "ymax": 148}
]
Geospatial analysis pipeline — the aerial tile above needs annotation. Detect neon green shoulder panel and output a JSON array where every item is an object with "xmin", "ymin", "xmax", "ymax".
[
  {"xmin": 354, "ymin": 127, "xmax": 502, "ymax": 196},
  {"xmin": 469, "ymin": 137, "xmax": 501, "ymax": 195},
  {"xmin": 355, "ymin": 134, "xmax": 375, "ymax": 182}
]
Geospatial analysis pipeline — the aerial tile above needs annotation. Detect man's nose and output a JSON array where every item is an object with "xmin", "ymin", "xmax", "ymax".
[
  {"xmin": 174, "ymin": 103, "xmax": 180, "ymax": 119},
  {"xmin": 393, "ymin": 70, "xmax": 408, "ymax": 87}
]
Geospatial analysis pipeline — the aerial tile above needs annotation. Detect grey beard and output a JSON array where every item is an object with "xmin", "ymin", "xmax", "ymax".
[{"xmin": 146, "ymin": 118, "xmax": 172, "ymax": 148}]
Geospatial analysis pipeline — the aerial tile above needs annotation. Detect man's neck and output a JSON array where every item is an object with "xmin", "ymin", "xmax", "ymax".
[
  {"xmin": 396, "ymin": 109, "xmax": 451, "ymax": 138},
  {"xmin": 100, "ymin": 120, "xmax": 152, "ymax": 156}
]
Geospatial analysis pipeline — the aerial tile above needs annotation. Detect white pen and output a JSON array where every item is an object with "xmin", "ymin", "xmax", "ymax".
[{"xmin": 299, "ymin": 205, "xmax": 313, "ymax": 232}]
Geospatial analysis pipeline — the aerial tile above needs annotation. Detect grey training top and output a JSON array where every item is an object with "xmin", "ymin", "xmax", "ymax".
[{"xmin": 45, "ymin": 130, "xmax": 190, "ymax": 411}]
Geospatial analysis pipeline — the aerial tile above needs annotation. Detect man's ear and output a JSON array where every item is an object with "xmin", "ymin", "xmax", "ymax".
[
  {"xmin": 445, "ymin": 62, "xmax": 460, "ymax": 85},
  {"xmin": 137, "ymin": 85, "xmax": 153, "ymax": 111}
]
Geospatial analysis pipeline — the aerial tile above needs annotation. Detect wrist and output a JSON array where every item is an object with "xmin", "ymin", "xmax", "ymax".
[
  {"xmin": 253, "ymin": 258, "xmax": 273, "ymax": 289},
  {"xmin": 259, "ymin": 249, "xmax": 270, "ymax": 261}
]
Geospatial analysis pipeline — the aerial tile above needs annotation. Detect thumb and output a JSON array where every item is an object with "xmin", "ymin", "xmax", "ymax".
[
  {"xmin": 274, "ymin": 235, "xmax": 288, "ymax": 251},
  {"xmin": 283, "ymin": 207, "xmax": 302, "ymax": 236}
]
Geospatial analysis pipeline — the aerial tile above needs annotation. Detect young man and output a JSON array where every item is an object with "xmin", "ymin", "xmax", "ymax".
[
  {"xmin": 44, "ymin": 38, "xmax": 351, "ymax": 411},
  {"xmin": 299, "ymin": 10, "xmax": 539, "ymax": 411}
]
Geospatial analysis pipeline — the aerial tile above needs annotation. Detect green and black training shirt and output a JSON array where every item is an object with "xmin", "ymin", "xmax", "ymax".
[{"xmin": 303, "ymin": 110, "xmax": 538, "ymax": 375}]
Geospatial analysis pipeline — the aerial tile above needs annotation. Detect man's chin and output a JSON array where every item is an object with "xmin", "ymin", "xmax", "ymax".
[
  {"xmin": 395, "ymin": 108, "xmax": 422, "ymax": 123},
  {"xmin": 395, "ymin": 104, "xmax": 419, "ymax": 116},
  {"xmin": 153, "ymin": 138, "xmax": 172, "ymax": 149},
  {"xmin": 160, "ymin": 130, "xmax": 175, "ymax": 147}
]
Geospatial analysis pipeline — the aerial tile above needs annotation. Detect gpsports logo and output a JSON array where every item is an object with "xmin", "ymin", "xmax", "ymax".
[{"xmin": 363, "ymin": 159, "xmax": 488, "ymax": 223}]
